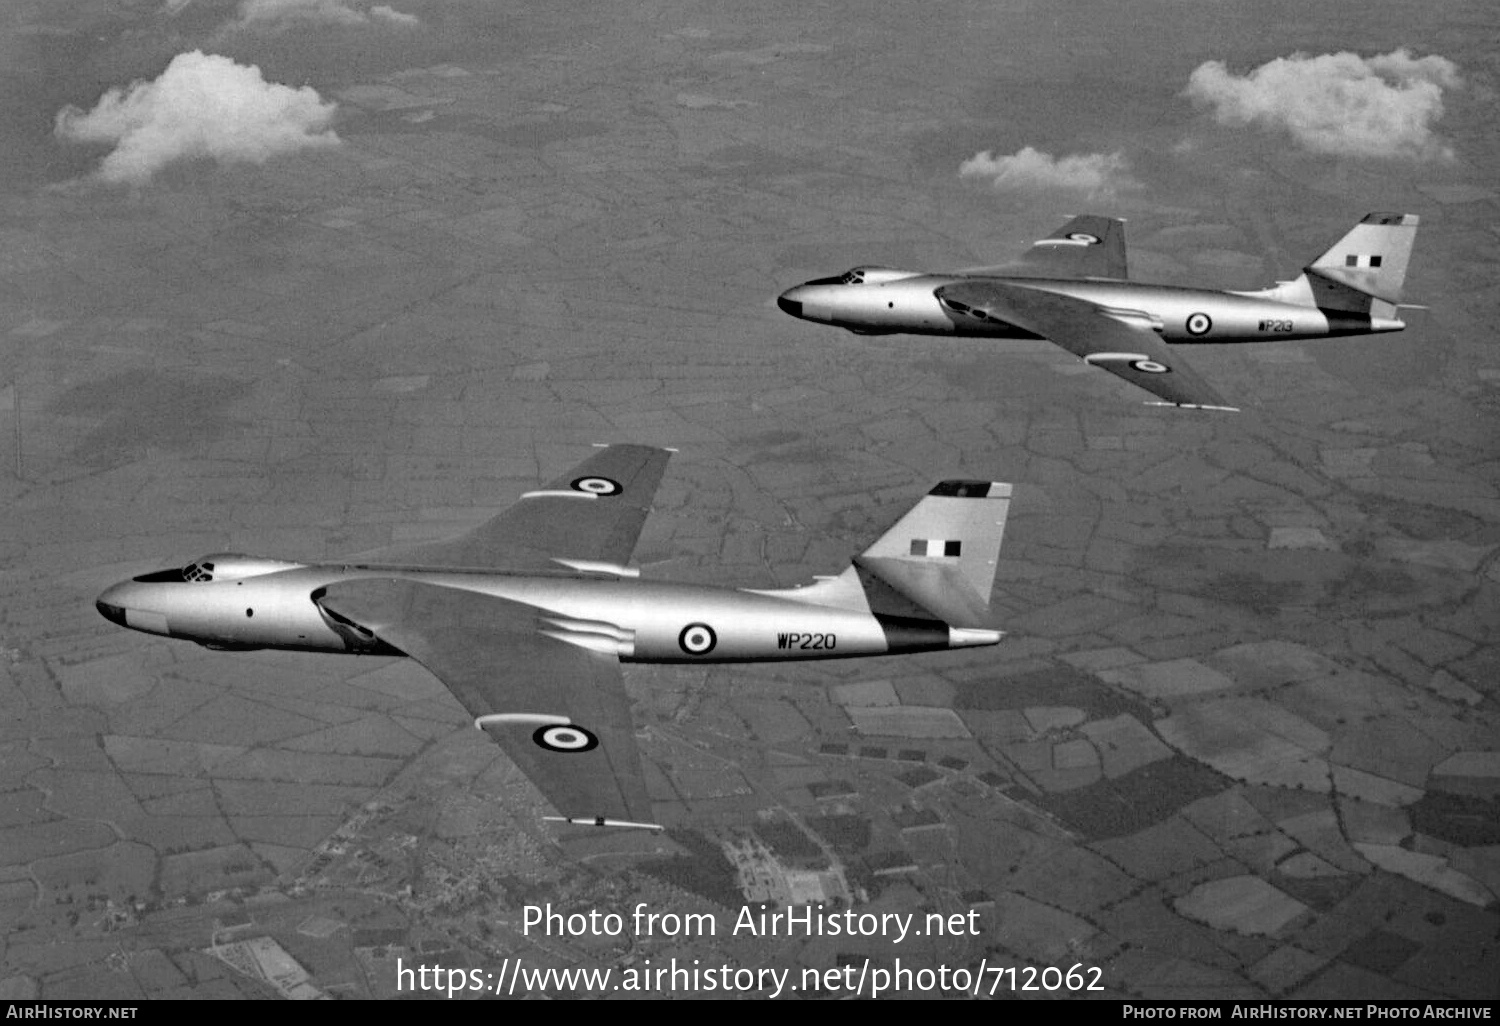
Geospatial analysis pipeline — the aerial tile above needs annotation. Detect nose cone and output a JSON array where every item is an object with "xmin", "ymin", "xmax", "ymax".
[
  {"xmin": 776, "ymin": 287, "xmax": 805, "ymax": 319},
  {"xmin": 96, "ymin": 582, "xmax": 130, "ymax": 627},
  {"xmin": 95, "ymin": 580, "xmax": 172, "ymax": 636},
  {"xmin": 96, "ymin": 597, "xmax": 128, "ymax": 627}
]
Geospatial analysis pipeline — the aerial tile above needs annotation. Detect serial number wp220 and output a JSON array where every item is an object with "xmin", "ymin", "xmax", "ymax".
[{"xmin": 777, "ymin": 632, "xmax": 836, "ymax": 650}]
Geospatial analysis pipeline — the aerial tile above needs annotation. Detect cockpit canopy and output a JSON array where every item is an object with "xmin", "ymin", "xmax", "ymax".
[
  {"xmin": 135, "ymin": 553, "xmax": 304, "ymax": 584},
  {"xmin": 804, "ymin": 266, "xmax": 923, "ymax": 287},
  {"xmin": 838, "ymin": 266, "xmax": 921, "ymax": 285}
]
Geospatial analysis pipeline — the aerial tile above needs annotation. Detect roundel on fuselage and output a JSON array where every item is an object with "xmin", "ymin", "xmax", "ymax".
[{"xmin": 678, "ymin": 622, "xmax": 717, "ymax": 655}]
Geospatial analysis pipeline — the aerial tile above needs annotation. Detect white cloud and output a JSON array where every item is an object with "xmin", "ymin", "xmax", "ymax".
[
  {"xmin": 959, "ymin": 147, "xmax": 1135, "ymax": 199},
  {"xmin": 1183, "ymin": 49, "xmax": 1461, "ymax": 160},
  {"xmin": 236, "ymin": 0, "xmax": 419, "ymax": 29},
  {"xmin": 54, "ymin": 51, "xmax": 340, "ymax": 186},
  {"xmin": 370, "ymin": 5, "xmax": 420, "ymax": 26}
]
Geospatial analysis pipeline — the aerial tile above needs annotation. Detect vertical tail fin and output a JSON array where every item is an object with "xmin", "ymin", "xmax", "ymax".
[
  {"xmin": 1303, "ymin": 212, "xmax": 1420, "ymax": 313},
  {"xmin": 852, "ymin": 480, "xmax": 1012, "ymax": 628}
]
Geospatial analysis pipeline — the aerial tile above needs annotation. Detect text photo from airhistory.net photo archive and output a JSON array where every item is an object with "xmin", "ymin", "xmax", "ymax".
[{"xmin": 1, "ymin": 0, "xmax": 1497, "ymax": 1013}]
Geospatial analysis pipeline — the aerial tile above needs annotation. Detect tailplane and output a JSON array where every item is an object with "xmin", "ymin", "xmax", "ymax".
[{"xmin": 852, "ymin": 480, "xmax": 1012, "ymax": 628}]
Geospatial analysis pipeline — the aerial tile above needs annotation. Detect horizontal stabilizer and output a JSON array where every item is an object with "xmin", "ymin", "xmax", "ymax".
[{"xmin": 854, "ymin": 556, "xmax": 995, "ymax": 628}]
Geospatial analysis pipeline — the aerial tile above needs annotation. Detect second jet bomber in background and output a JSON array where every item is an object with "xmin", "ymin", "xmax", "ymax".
[
  {"xmin": 778, "ymin": 213, "xmax": 1422, "ymax": 411},
  {"xmin": 96, "ymin": 445, "xmax": 1014, "ymax": 832}
]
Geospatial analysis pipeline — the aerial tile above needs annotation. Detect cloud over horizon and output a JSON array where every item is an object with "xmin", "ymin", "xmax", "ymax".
[
  {"xmin": 54, "ymin": 51, "xmax": 341, "ymax": 186},
  {"xmin": 1183, "ymin": 49, "xmax": 1461, "ymax": 160},
  {"xmin": 235, "ymin": 0, "xmax": 420, "ymax": 30},
  {"xmin": 958, "ymin": 147, "xmax": 1136, "ymax": 199}
]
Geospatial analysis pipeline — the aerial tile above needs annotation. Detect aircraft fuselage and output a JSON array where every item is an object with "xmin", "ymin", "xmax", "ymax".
[
  {"xmin": 778, "ymin": 274, "xmax": 1402, "ymax": 342},
  {"xmin": 96, "ymin": 558, "xmax": 998, "ymax": 663}
]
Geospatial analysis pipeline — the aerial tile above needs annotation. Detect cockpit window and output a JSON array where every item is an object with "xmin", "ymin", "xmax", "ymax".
[
  {"xmin": 184, "ymin": 562, "xmax": 214, "ymax": 583},
  {"xmin": 839, "ymin": 269, "xmax": 865, "ymax": 285}
]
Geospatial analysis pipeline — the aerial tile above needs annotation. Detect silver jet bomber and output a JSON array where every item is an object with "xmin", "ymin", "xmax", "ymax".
[
  {"xmin": 96, "ymin": 445, "xmax": 1014, "ymax": 831},
  {"xmin": 777, "ymin": 213, "xmax": 1423, "ymax": 411}
]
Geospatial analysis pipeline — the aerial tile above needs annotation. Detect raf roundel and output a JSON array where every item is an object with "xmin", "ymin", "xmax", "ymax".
[
  {"xmin": 571, "ymin": 476, "xmax": 623, "ymax": 496},
  {"xmin": 1186, "ymin": 312, "xmax": 1212, "ymax": 336},
  {"xmin": 533, "ymin": 724, "xmax": 599, "ymax": 753},
  {"xmin": 1067, "ymin": 232, "xmax": 1101, "ymax": 245},
  {"xmin": 678, "ymin": 622, "xmax": 717, "ymax": 655},
  {"xmin": 1130, "ymin": 359, "xmax": 1170, "ymax": 374}
]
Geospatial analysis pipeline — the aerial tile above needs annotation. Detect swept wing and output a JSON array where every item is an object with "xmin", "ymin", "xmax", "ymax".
[
  {"xmin": 316, "ymin": 578, "xmax": 657, "ymax": 828},
  {"xmin": 960, "ymin": 215, "xmax": 1128, "ymax": 280},
  {"xmin": 326, "ymin": 444, "xmax": 673, "ymax": 827},
  {"xmin": 936, "ymin": 280, "xmax": 1236, "ymax": 410},
  {"xmin": 368, "ymin": 443, "xmax": 672, "ymax": 570}
]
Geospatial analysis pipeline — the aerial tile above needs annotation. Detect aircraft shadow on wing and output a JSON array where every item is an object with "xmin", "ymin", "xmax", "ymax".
[
  {"xmin": 97, "ymin": 446, "xmax": 1015, "ymax": 831},
  {"xmin": 777, "ymin": 213, "xmax": 1423, "ymax": 410}
]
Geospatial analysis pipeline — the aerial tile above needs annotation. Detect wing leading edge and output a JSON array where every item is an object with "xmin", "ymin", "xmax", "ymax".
[
  {"xmin": 936, "ymin": 280, "xmax": 1237, "ymax": 410},
  {"xmin": 315, "ymin": 578, "xmax": 659, "ymax": 829}
]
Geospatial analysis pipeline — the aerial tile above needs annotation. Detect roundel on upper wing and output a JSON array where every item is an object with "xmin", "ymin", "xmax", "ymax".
[
  {"xmin": 533, "ymin": 724, "xmax": 599, "ymax": 753},
  {"xmin": 1185, "ymin": 312, "xmax": 1213, "ymax": 336},
  {"xmin": 678, "ymin": 622, "xmax": 717, "ymax": 655},
  {"xmin": 1131, "ymin": 360, "xmax": 1171, "ymax": 374},
  {"xmin": 1066, "ymin": 232, "xmax": 1101, "ymax": 245},
  {"xmin": 571, "ymin": 476, "xmax": 622, "ymax": 496}
]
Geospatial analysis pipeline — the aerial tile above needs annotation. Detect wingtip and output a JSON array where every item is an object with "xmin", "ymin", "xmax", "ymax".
[
  {"xmin": 590, "ymin": 442, "xmax": 678, "ymax": 454},
  {"xmin": 543, "ymin": 815, "xmax": 665, "ymax": 832},
  {"xmin": 1143, "ymin": 401, "xmax": 1241, "ymax": 413}
]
